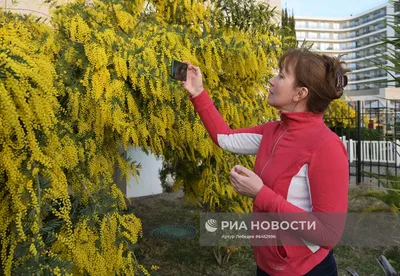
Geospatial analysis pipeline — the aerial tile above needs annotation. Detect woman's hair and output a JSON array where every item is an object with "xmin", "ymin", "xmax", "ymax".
[{"xmin": 278, "ymin": 48, "xmax": 350, "ymax": 113}]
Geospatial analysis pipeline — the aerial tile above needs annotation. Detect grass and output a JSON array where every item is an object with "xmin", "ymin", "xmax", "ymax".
[{"xmin": 130, "ymin": 186, "xmax": 399, "ymax": 276}]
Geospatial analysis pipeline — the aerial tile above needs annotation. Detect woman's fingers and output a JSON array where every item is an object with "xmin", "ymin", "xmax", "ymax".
[
  {"xmin": 230, "ymin": 177, "xmax": 237, "ymax": 189},
  {"xmin": 182, "ymin": 60, "xmax": 193, "ymax": 70},
  {"xmin": 230, "ymin": 169, "xmax": 244, "ymax": 181},
  {"xmin": 182, "ymin": 60, "xmax": 199, "ymax": 72},
  {"xmin": 230, "ymin": 174, "xmax": 240, "ymax": 187},
  {"xmin": 234, "ymin": 165, "xmax": 251, "ymax": 177}
]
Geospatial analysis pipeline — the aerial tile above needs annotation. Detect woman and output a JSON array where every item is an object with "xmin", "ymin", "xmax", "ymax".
[{"xmin": 181, "ymin": 48, "xmax": 349, "ymax": 276}]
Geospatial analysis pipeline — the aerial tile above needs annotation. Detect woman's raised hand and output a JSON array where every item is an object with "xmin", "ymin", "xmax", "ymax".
[{"xmin": 180, "ymin": 61, "xmax": 204, "ymax": 98}]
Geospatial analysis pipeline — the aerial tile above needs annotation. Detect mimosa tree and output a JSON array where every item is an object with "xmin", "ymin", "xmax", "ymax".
[{"xmin": 0, "ymin": 0, "xmax": 282, "ymax": 273}]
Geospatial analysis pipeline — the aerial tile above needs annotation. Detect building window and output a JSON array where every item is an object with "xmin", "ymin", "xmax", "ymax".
[
  {"xmin": 297, "ymin": 32, "xmax": 306, "ymax": 38},
  {"xmin": 361, "ymin": 16, "xmax": 370, "ymax": 24},
  {"xmin": 374, "ymin": 9, "xmax": 386, "ymax": 19},
  {"xmin": 308, "ymin": 32, "xmax": 318, "ymax": 39},
  {"xmin": 333, "ymin": 33, "xmax": 339, "ymax": 39},
  {"xmin": 320, "ymin": 43, "xmax": 330, "ymax": 50},
  {"xmin": 348, "ymin": 74, "xmax": 357, "ymax": 81},
  {"xmin": 308, "ymin": 21, "xmax": 318, "ymax": 28},
  {"xmin": 349, "ymin": 63, "xmax": 356, "ymax": 70},
  {"xmin": 375, "ymin": 22, "xmax": 385, "ymax": 30},
  {"xmin": 333, "ymin": 23, "xmax": 340, "ymax": 29},
  {"xmin": 320, "ymin": 32, "xmax": 330, "ymax": 39},
  {"xmin": 348, "ymin": 52, "xmax": 356, "ymax": 59},
  {"xmin": 296, "ymin": 21, "xmax": 306, "ymax": 28},
  {"xmin": 311, "ymin": 43, "xmax": 320, "ymax": 50},
  {"xmin": 333, "ymin": 43, "xmax": 340, "ymax": 50},
  {"xmin": 320, "ymin": 22, "xmax": 330, "ymax": 29}
]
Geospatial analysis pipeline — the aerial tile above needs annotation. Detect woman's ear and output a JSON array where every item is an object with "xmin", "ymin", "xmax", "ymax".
[{"xmin": 294, "ymin": 87, "xmax": 308, "ymax": 102}]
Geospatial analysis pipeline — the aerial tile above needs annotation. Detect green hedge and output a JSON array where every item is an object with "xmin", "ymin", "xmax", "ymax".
[{"xmin": 331, "ymin": 127, "xmax": 385, "ymax": 141}]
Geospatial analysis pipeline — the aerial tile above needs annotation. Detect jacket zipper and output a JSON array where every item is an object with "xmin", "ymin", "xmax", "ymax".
[{"xmin": 259, "ymin": 122, "xmax": 287, "ymax": 178}]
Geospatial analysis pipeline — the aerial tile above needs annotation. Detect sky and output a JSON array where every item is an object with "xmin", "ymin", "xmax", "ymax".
[{"xmin": 282, "ymin": 0, "xmax": 389, "ymax": 18}]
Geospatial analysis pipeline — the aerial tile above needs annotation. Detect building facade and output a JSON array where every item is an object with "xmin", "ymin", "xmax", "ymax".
[{"xmin": 294, "ymin": 1, "xmax": 400, "ymax": 101}]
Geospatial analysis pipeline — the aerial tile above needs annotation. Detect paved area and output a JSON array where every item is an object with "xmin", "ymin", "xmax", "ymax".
[{"xmin": 349, "ymin": 163, "xmax": 400, "ymax": 185}]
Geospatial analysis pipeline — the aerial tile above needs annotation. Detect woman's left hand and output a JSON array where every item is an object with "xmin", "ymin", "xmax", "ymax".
[{"xmin": 229, "ymin": 165, "xmax": 264, "ymax": 198}]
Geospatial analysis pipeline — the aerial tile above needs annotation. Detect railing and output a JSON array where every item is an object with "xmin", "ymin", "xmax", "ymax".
[
  {"xmin": 340, "ymin": 137, "xmax": 400, "ymax": 166},
  {"xmin": 326, "ymin": 99, "xmax": 400, "ymax": 184}
]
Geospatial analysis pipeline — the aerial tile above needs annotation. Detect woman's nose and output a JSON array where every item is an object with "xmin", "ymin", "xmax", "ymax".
[{"xmin": 269, "ymin": 77, "xmax": 275, "ymax": 86}]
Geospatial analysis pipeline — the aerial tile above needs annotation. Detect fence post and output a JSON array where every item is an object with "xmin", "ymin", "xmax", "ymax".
[
  {"xmin": 349, "ymin": 139, "xmax": 354, "ymax": 163},
  {"xmin": 396, "ymin": 140, "xmax": 400, "ymax": 167},
  {"xmin": 356, "ymin": 101, "xmax": 362, "ymax": 184},
  {"xmin": 341, "ymin": 136, "xmax": 347, "ymax": 151}
]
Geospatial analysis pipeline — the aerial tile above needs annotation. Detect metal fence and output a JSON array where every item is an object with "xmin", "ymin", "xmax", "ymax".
[{"xmin": 325, "ymin": 99, "xmax": 400, "ymax": 185}]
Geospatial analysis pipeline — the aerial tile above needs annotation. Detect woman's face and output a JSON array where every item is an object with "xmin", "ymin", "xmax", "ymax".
[{"xmin": 267, "ymin": 64, "xmax": 306, "ymax": 112}]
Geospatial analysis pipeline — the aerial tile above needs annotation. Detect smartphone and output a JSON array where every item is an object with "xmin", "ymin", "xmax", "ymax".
[{"xmin": 170, "ymin": 60, "xmax": 187, "ymax": 81}]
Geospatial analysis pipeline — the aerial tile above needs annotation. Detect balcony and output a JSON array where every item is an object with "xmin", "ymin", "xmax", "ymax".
[
  {"xmin": 339, "ymin": 10, "xmax": 386, "ymax": 29},
  {"xmin": 356, "ymin": 82, "xmax": 388, "ymax": 90},
  {"xmin": 355, "ymin": 48, "xmax": 386, "ymax": 59},
  {"xmin": 342, "ymin": 54, "xmax": 357, "ymax": 60},
  {"xmin": 355, "ymin": 62, "xmax": 385, "ymax": 70},
  {"xmin": 335, "ymin": 23, "xmax": 385, "ymax": 40},
  {"xmin": 356, "ymin": 35, "xmax": 385, "ymax": 48},
  {"xmin": 355, "ymin": 73, "xmax": 387, "ymax": 81},
  {"xmin": 374, "ymin": 12, "xmax": 386, "ymax": 20},
  {"xmin": 349, "ymin": 22, "xmax": 357, "ymax": 28}
]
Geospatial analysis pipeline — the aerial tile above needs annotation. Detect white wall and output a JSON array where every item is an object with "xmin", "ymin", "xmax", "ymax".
[
  {"xmin": 258, "ymin": 0, "xmax": 282, "ymax": 24},
  {"xmin": 348, "ymin": 88, "xmax": 400, "ymax": 102},
  {"xmin": 381, "ymin": 88, "xmax": 400, "ymax": 100},
  {"xmin": 125, "ymin": 147, "xmax": 163, "ymax": 198}
]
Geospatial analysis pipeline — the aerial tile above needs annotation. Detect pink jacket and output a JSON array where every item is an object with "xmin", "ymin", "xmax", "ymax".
[{"xmin": 190, "ymin": 89, "xmax": 349, "ymax": 275}]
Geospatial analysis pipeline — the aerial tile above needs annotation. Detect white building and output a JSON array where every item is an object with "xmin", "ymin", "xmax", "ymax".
[{"xmin": 294, "ymin": 1, "xmax": 400, "ymax": 102}]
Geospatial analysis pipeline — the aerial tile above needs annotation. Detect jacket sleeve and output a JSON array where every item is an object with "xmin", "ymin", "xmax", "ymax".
[
  {"xmin": 189, "ymin": 88, "xmax": 268, "ymax": 155},
  {"xmin": 253, "ymin": 138, "xmax": 349, "ymax": 249}
]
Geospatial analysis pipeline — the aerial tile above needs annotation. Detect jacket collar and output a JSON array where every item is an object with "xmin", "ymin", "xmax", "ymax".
[{"xmin": 278, "ymin": 111, "xmax": 324, "ymax": 130}]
